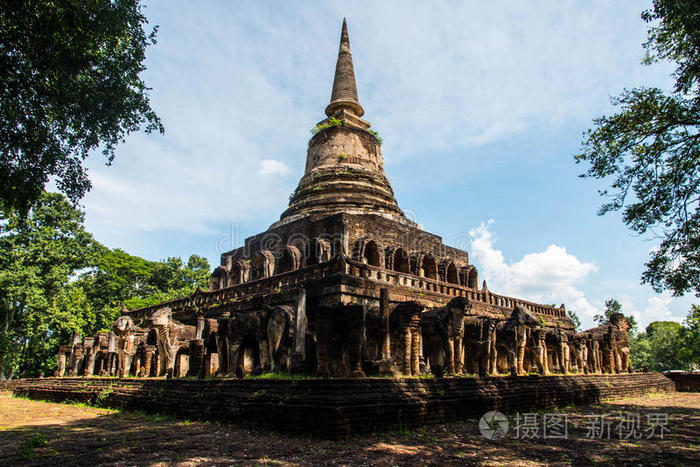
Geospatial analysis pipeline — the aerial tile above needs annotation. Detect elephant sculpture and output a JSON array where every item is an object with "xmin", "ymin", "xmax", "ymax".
[
  {"xmin": 556, "ymin": 327, "xmax": 571, "ymax": 374},
  {"xmin": 267, "ymin": 305, "xmax": 294, "ymax": 372},
  {"xmin": 421, "ymin": 297, "xmax": 469, "ymax": 375},
  {"xmin": 528, "ymin": 327, "xmax": 549, "ymax": 375},
  {"xmin": 150, "ymin": 307, "xmax": 196, "ymax": 378},
  {"xmin": 478, "ymin": 318, "xmax": 498, "ymax": 376},
  {"xmin": 570, "ymin": 333, "xmax": 588, "ymax": 373},
  {"xmin": 609, "ymin": 313, "xmax": 630, "ymax": 372},
  {"xmin": 217, "ymin": 311, "xmax": 267, "ymax": 377},
  {"xmin": 496, "ymin": 305, "xmax": 541, "ymax": 375},
  {"xmin": 112, "ymin": 315, "xmax": 146, "ymax": 377}
]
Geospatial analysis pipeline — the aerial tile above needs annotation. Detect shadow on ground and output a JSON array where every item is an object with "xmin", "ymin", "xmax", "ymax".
[{"xmin": 0, "ymin": 392, "xmax": 698, "ymax": 466}]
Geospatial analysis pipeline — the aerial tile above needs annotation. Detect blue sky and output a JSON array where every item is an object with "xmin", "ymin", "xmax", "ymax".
[{"xmin": 80, "ymin": 1, "xmax": 696, "ymax": 329}]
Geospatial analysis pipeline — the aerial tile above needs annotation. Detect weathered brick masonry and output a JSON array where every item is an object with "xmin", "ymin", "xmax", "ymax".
[
  {"xmin": 663, "ymin": 372, "xmax": 700, "ymax": 392},
  {"xmin": 6, "ymin": 373, "xmax": 674, "ymax": 437}
]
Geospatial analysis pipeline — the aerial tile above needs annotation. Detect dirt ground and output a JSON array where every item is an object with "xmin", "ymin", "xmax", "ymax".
[{"xmin": 0, "ymin": 391, "xmax": 698, "ymax": 466}]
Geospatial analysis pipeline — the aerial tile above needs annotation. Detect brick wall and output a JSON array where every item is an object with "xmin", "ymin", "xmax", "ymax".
[
  {"xmin": 8, "ymin": 373, "xmax": 673, "ymax": 437},
  {"xmin": 663, "ymin": 372, "xmax": 700, "ymax": 392}
]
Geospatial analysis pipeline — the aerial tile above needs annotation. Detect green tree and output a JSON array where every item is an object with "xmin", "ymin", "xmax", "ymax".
[
  {"xmin": 0, "ymin": 192, "xmax": 97, "ymax": 378},
  {"xmin": 593, "ymin": 299, "xmax": 638, "ymax": 336},
  {"xmin": 679, "ymin": 305, "xmax": 700, "ymax": 368},
  {"xmin": 0, "ymin": 0, "xmax": 163, "ymax": 214},
  {"xmin": 575, "ymin": 0, "xmax": 700, "ymax": 296},
  {"xmin": 634, "ymin": 320, "xmax": 686, "ymax": 371},
  {"xmin": 0, "ymin": 191, "xmax": 212, "ymax": 378},
  {"xmin": 629, "ymin": 332, "xmax": 652, "ymax": 371},
  {"xmin": 629, "ymin": 305, "xmax": 700, "ymax": 371},
  {"xmin": 646, "ymin": 320, "xmax": 685, "ymax": 370},
  {"xmin": 76, "ymin": 249, "xmax": 211, "ymax": 329},
  {"xmin": 567, "ymin": 309, "xmax": 582, "ymax": 331},
  {"xmin": 593, "ymin": 299, "xmax": 622, "ymax": 325}
]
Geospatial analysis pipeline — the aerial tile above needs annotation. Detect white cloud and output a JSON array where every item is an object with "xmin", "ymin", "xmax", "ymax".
[
  {"xmin": 468, "ymin": 220, "xmax": 599, "ymax": 320},
  {"xmin": 618, "ymin": 294, "xmax": 682, "ymax": 332},
  {"xmin": 466, "ymin": 221, "xmax": 694, "ymax": 330},
  {"xmin": 258, "ymin": 159, "xmax": 292, "ymax": 177},
  {"xmin": 81, "ymin": 1, "xmax": 676, "ymax": 241},
  {"xmin": 69, "ymin": 3, "xmax": 693, "ymax": 327}
]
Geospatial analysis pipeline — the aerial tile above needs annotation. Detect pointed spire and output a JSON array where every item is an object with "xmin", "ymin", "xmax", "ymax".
[{"xmin": 325, "ymin": 18, "xmax": 364, "ymax": 118}]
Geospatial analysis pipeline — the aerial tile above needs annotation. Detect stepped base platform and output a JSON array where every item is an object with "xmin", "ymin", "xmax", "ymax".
[
  {"xmin": 663, "ymin": 372, "xmax": 700, "ymax": 392},
  {"xmin": 3, "ymin": 373, "xmax": 674, "ymax": 438}
]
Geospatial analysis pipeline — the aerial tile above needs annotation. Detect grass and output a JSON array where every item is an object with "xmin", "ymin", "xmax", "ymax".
[
  {"xmin": 246, "ymin": 372, "xmax": 318, "ymax": 380},
  {"xmin": 309, "ymin": 117, "xmax": 383, "ymax": 145},
  {"xmin": 310, "ymin": 116, "xmax": 345, "ymax": 135},
  {"xmin": 20, "ymin": 434, "xmax": 48, "ymax": 460}
]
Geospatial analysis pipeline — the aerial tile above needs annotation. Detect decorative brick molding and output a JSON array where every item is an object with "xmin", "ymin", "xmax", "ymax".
[{"xmin": 8, "ymin": 373, "xmax": 674, "ymax": 437}]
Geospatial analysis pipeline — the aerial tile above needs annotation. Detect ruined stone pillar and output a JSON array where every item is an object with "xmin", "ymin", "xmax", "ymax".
[
  {"xmin": 445, "ymin": 337, "xmax": 455, "ymax": 374},
  {"xmin": 291, "ymin": 288, "xmax": 307, "ymax": 371},
  {"xmin": 205, "ymin": 352, "xmax": 219, "ymax": 377},
  {"xmin": 454, "ymin": 336, "xmax": 463, "ymax": 375},
  {"xmin": 153, "ymin": 349, "xmax": 161, "ymax": 377},
  {"xmin": 107, "ymin": 333, "xmax": 117, "ymax": 376},
  {"xmin": 351, "ymin": 306, "xmax": 366, "ymax": 377},
  {"xmin": 83, "ymin": 347, "xmax": 96, "ymax": 377},
  {"xmin": 380, "ymin": 288, "xmax": 390, "ymax": 360},
  {"xmin": 140, "ymin": 346, "xmax": 153, "ymax": 377},
  {"xmin": 516, "ymin": 329, "xmax": 527, "ymax": 375},
  {"xmin": 315, "ymin": 309, "xmax": 332, "ymax": 376},
  {"xmin": 69, "ymin": 347, "xmax": 83, "ymax": 376},
  {"xmin": 56, "ymin": 346, "xmax": 70, "ymax": 377},
  {"xmin": 259, "ymin": 338, "xmax": 271, "ymax": 373},
  {"xmin": 410, "ymin": 328, "xmax": 420, "ymax": 376},
  {"xmin": 401, "ymin": 328, "xmax": 411, "ymax": 375},
  {"xmin": 133, "ymin": 353, "xmax": 141, "ymax": 377},
  {"xmin": 189, "ymin": 339, "xmax": 205, "ymax": 377},
  {"xmin": 195, "ymin": 316, "xmax": 205, "ymax": 340},
  {"xmin": 176, "ymin": 353, "xmax": 189, "ymax": 378},
  {"xmin": 140, "ymin": 347, "xmax": 152, "ymax": 377}
]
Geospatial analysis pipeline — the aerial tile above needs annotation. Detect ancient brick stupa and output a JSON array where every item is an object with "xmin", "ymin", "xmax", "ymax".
[{"xmin": 58, "ymin": 20, "xmax": 632, "ymax": 382}]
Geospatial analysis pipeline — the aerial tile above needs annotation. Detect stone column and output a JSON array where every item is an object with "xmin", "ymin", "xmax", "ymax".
[
  {"xmin": 133, "ymin": 353, "xmax": 141, "ymax": 377},
  {"xmin": 315, "ymin": 308, "xmax": 332, "ymax": 376},
  {"xmin": 205, "ymin": 352, "xmax": 219, "ymax": 377},
  {"xmin": 189, "ymin": 339, "xmax": 205, "ymax": 377},
  {"xmin": 176, "ymin": 353, "xmax": 189, "ymax": 378},
  {"xmin": 454, "ymin": 336, "xmax": 463, "ymax": 375},
  {"xmin": 410, "ymin": 328, "xmax": 420, "ymax": 376},
  {"xmin": 400, "ymin": 328, "xmax": 411, "ymax": 375},
  {"xmin": 56, "ymin": 346, "xmax": 70, "ymax": 377},
  {"xmin": 142, "ymin": 346, "xmax": 155, "ymax": 377},
  {"xmin": 351, "ymin": 306, "xmax": 365, "ymax": 377},
  {"xmin": 69, "ymin": 347, "xmax": 83, "ymax": 376},
  {"xmin": 291, "ymin": 288, "xmax": 307, "ymax": 371},
  {"xmin": 195, "ymin": 316, "xmax": 205, "ymax": 340},
  {"xmin": 83, "ymin": 347, "xmax": 96, "ymax": 377},
  {"xmin": 379, "ymin": 288, "xmax": 390, "ymax": 360},
  {"xmin": 445, "ymin": 337, "xmax": 455, "ymax": 374}
]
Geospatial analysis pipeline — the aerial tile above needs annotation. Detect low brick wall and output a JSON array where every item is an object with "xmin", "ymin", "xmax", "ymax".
[
  {"xmin": 663, "ymin": 372, "xmax": 700, "ymax": 392},
  {"xmin": 0, "ymin": 379, "xmax": 23, "ymax": 392},
  {"xmin": 10, "ymin": 373, "xmax": 673, "ymax": 437}
]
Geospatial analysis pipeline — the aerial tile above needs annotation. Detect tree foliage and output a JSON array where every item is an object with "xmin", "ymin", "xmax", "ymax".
[
  {"xmin": 629, "ymin": 306, "xmax": 699, "ymax": 371},
  {"xmin": 567, "ymin": 309, "xmax": 582, "ymax": 331},
  {"xmin": 0, "ymin": 0, "xmax": 163, "ymax": 214},
  {"xmin": 0, "ymin": 192, "xmax": 96, "ymax": 378},
  {"xmin": 0, "ymin": 192, "xmax": 210, "ymax": 378},
  {"xmin": 575, "ymin": 0, "xmax": 700, "ymax": 296},
  {"xmin": 594, "ymin": 299, "xmax": 638, "ymax": 336}
]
